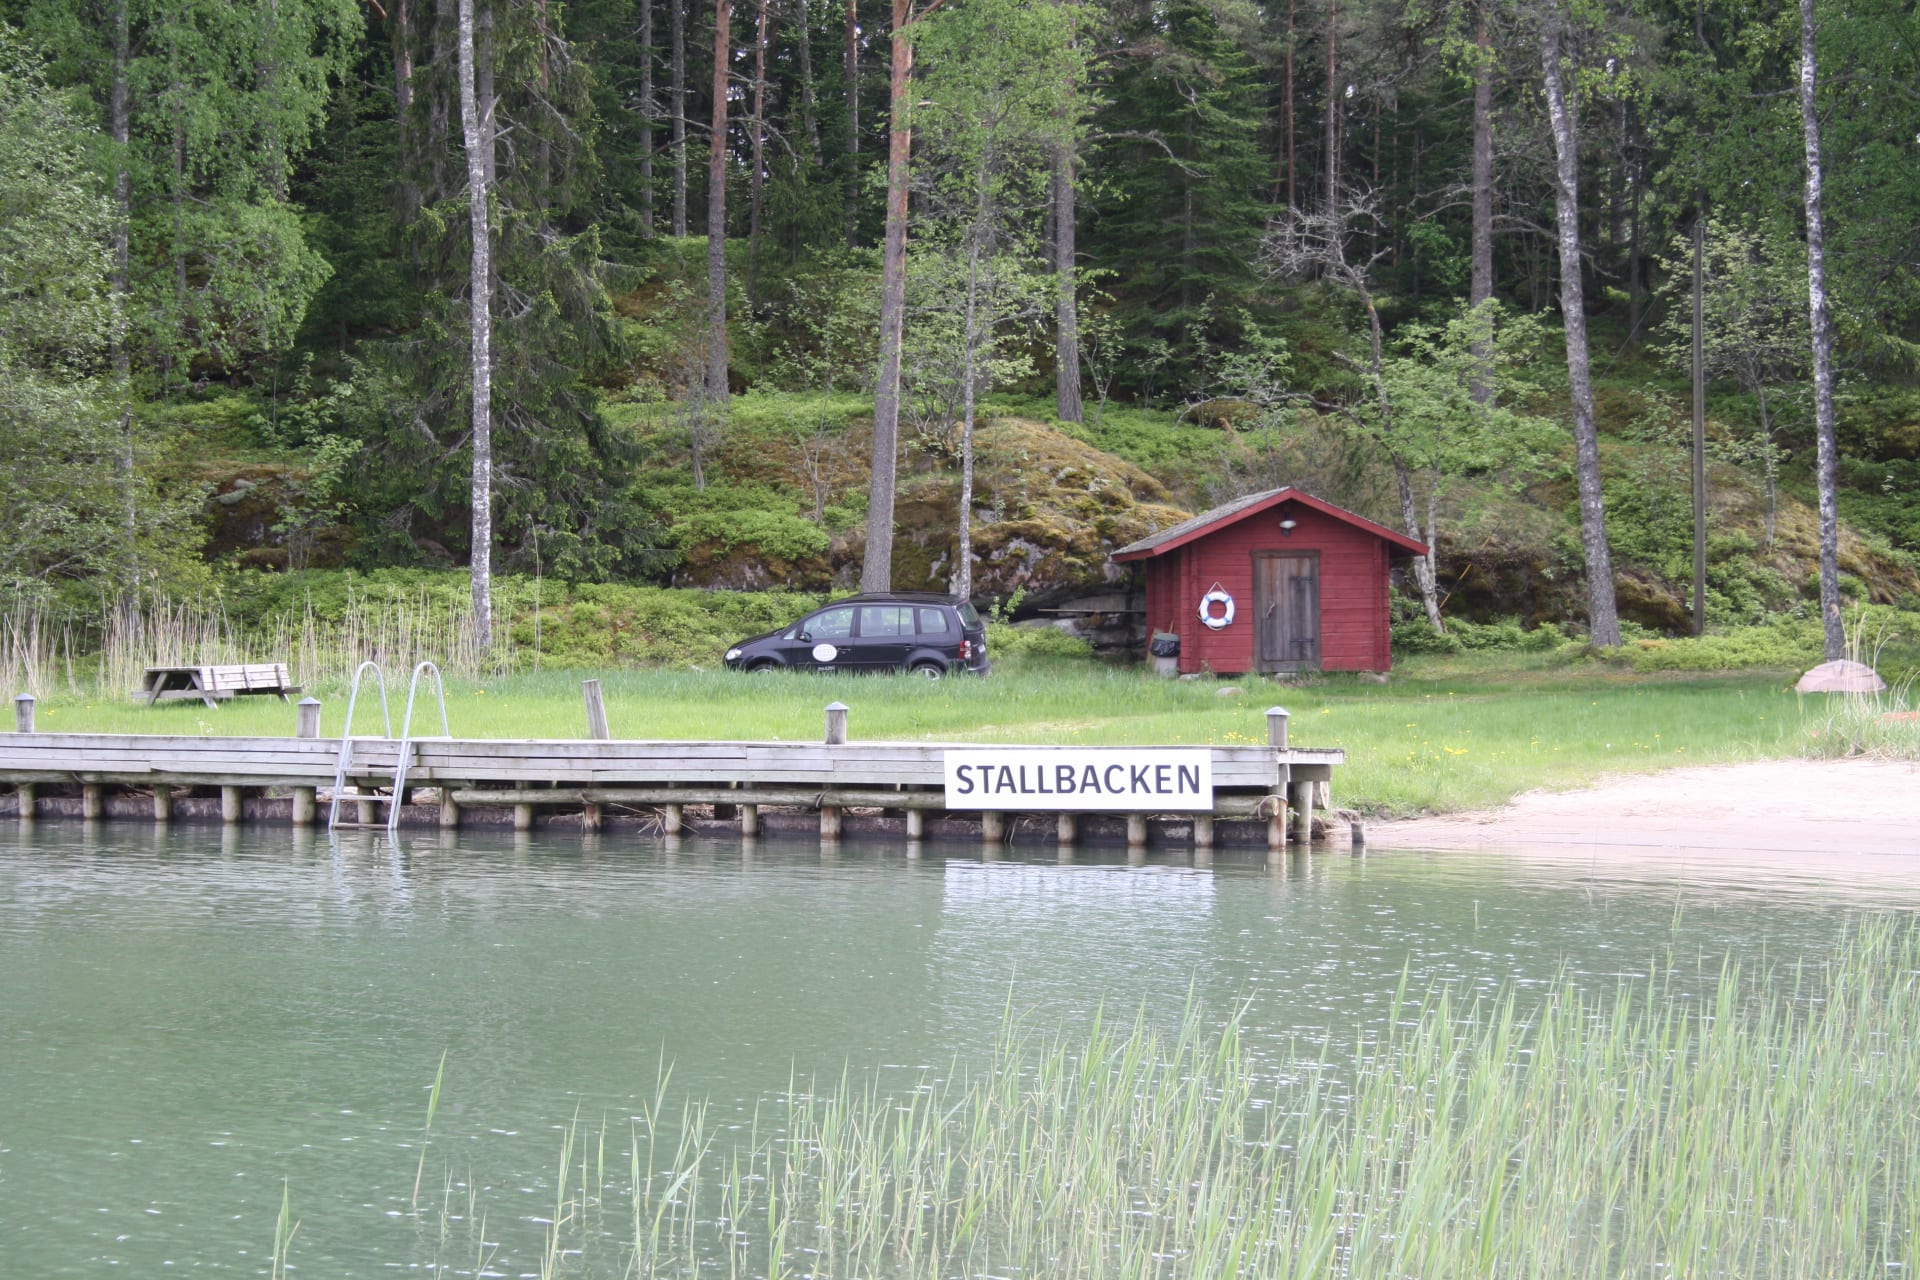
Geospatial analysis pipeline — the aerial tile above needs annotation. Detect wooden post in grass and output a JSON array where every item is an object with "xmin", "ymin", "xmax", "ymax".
[
  {"xmin": 582, "ymin": 680, "xmax": 609, "ymax": 832},
  {"xmin": 292, "ymin": 698, "xmax": 321, "ymax": 826}
]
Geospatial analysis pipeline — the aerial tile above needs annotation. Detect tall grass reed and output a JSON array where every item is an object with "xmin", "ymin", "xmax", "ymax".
[{"xmin": 413, "ymin": 919, "xmax": 1920, "ymax": 1278}]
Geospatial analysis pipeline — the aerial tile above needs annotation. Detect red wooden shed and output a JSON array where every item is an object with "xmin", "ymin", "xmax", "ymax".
[{"xmin": 1111, "ymin": 487, "xmax": 1428, "ymax": 675}]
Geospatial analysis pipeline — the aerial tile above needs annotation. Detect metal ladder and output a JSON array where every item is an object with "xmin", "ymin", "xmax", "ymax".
[
  {"xmin": 327, "ymin": 661, "xmax": 393, "ymax": 829},
  {"xmin": 386, "ymin": 661, "xmax": 451, "ymax": 834}
]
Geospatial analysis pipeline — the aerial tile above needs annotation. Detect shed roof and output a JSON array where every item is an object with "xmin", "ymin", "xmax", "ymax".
[{"xmin": 1111, "ymin": 486, "xmax": 1429, "ymax": 562}]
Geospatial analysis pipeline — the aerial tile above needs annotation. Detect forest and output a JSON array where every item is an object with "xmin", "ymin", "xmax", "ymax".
[{"xmin": 0, "ymin": 0, "xmax": 1916, "ymax": 661}]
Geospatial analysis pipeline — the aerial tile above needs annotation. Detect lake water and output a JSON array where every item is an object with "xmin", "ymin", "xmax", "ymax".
[{"xmin": 3, "ymin": 823, "xmax": 1914, "ymax": 1276}]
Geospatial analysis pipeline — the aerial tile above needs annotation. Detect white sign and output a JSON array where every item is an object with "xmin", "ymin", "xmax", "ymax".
[
  {"xmin": 812, "ymin": 643, "xmax": 839, "ymax": 663},
  {"xmin": 942, "ymin": 749, "xmax": 1213, "ymax": 812}
]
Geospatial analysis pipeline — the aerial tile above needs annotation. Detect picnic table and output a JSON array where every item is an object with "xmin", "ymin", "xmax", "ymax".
[{"xmin": 138, "ymin": 663, "xmax": 302, "ymax": 709}]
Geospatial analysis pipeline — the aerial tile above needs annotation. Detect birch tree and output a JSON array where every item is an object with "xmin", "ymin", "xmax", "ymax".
[
  {"xmin": 1798, "ymin": 0, "xmax": 1843, "ymax": 659},
  {"xmin": 457, "ymin": 0, "xmax": 495, "ymax": 651},
  {"xmin": 1539, "ymin": 0, "xmax": 1620, "ymax": 647}
]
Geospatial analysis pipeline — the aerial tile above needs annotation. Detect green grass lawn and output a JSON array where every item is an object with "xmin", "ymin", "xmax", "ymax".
[{"xmin": 28, "ymin": 652, "xmax": 1828, "ymax": 816}]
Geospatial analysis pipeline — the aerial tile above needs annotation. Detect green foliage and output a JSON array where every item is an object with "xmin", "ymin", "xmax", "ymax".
[
  {"xmin": 1392, "ymin": 605, "xmax": 1568, "ymax": 656},
  {"xmin": 985, "ymin": 622, "xmax": 1096, "ymax": 660},
  {"xmin": 1602, "ymin": 618, "xmax": 1824, "ymax": 672}
]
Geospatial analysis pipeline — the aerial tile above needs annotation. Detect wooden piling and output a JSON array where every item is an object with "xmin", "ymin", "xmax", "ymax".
[
  {"xmin": 905, "ymin": 808, "xmax": 924, "ymax": 840},
  {"xmin": 663, "ymin": 801, "xmax": 685, "ymax": 835},
  {"xmin": 1193, "ymin": 814, "xmax": 1215, "ymax": 850},
  {"xmin": 741, "ymin": 802, "xmax": 759, "ymax": 836},
  {"xmin": 1057, "ymin": 813, "xmax": 1077, "ymax": 845},
  {"xmin": 82, "ymin": 783, "xmax": 103, "ymax": 820},
  {"xmin": 15, "ymin": 782, "xmax": 33, "ymax": 820},
  {"xmin": 439, "ymin": 789, "xmax": 460, "ymax": 829},
  {"xmin": 221, "ymin": 785, "xmax": 243, "ymax": 825},
  {"xmin": 1290, "ymin": 779, "xmax": 1314, "ymax": 844},
  {"xmin": 293, "ymin": 697, "xmax": 320, "ymax": 826},
  {"xmin": 824, "ymin": 701, "xmax": 848, "ymax": 746},
  {"xmin": 582, "ymin": 680, "xmax": 609, "ymax": 833},
  {"xmin": 153, "ymin": 784, "xmax": 173, "ymax": 824},
  {"xmin": 819, "ymin": 804, "xmax": 841, "ymax": 839},
  {"xmin": 514, "ymin": 781, "xmax": 534, "ymax": 832},
  {"xmin": 1126, "ymin": 813, "xmax": 1148, "ymax": 849},
  {"xmin": 15, "ymin": 693, "xmax": 35, "ymax": 733},
  {"xmin": 981, "ymin": 811, "xmax": 1005, "ymax": 844}
]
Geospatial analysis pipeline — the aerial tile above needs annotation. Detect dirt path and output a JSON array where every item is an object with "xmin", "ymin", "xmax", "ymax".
[{"xmin": 1367, "ymin": 758, "xmax": 1920, "ymax": 858}]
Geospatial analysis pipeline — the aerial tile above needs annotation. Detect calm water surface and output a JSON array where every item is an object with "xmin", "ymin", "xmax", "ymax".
[{"xmin": 2, "ymin": 823, "xmax": 1914, "ymax": 1275}]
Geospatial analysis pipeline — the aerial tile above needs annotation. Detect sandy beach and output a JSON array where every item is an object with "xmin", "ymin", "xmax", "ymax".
[{"xmin": 1367, "ymin": 757, "xmax": 1920, "ymax": 859}]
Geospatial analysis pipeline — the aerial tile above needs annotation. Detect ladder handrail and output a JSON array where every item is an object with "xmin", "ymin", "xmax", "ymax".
[
  {"xmin": 387, "ymin": 660, "xmax": 452, "ymax": 833},
  {"xmin": 328, "ymin": 661, "xmax": 392, "ymax": 829}
]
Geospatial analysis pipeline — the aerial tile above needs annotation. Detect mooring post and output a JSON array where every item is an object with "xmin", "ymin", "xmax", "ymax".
[
  {"xmin": 15, "ymin": 693, "xmax": 34, "ymax": 733},
  {"xmin": 292, "ymin": 697, "xmax": 321, "ymax": 826},
  {"xmin": 1290, "ymin": 778, "xmax": 1315, "ymax": 845},
  {"xmin": 905, "ymin": 808, "xmax": 924, "ymax": 840},
  {"xmin": 153, "ymin": 784, "xmax": 173, "ymax": 824},
  {"xmin": 824, "ymin": 701, "xmax": 848, "ymax": 746},
  {"xmin": 582, "ymin": 680, "xmax": 609, "ymax": 832},
  {"xmin": 741, "ymin": 802, "xmax": 759, "ymax": 836},
  {"xmin": 1266, "ymin": 706, "xmax": 1289, "ymax": 750},
  {"xmin": 82, "ymin": 783, "xmax": 104, "ymax": 821},
  {"xmin": 514, "ymin": 781, "xmax": 534, "ymax": 832},
  {"xmin": 221, "ymin": 785, "xmax": 243, "ymax": 825},
  {"xmin": 819, "ymin": 803, "xmax": 842, "ymax": 840},
  {"xmin": 1268, "ymin": 706, "xmax": 1293, "ymax": 848},
  {"xmin": 1266, "ymin": 795, "xmax": 1287, "ymax": 854}
]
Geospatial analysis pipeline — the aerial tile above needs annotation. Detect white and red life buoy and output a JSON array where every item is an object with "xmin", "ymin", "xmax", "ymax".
[{"xmin": 1198, "ymin": 588, "xmax": 1235, "ymax": 630}]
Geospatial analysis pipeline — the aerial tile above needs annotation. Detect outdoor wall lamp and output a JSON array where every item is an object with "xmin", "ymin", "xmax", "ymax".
[{"xmin": 1279, "ymin": 518, "xmax": 1298, "ymax": 535}]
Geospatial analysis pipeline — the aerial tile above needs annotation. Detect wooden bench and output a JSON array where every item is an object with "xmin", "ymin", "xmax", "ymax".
[{"xmin": 137, "ymin": 663, "xmax": 302, "ymax": 709}]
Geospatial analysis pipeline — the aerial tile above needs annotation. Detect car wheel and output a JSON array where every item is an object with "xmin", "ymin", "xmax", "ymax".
[
  {"xmin": 748, "ymin": 660, "xmax": 780, "ymax": 674},
  {"xmin": 910, "ymin": 661, "xmax": 945, "ymax": 680}
]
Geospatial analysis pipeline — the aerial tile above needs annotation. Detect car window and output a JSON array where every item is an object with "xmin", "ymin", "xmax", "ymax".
[
  {"xmin": 957, "ymin": 602, "xmax": 983, "ymax": 628},
  {"xmin": 806, "ymin": 608, "xmax": 855, "ymax": 640},
  {"xmin": 916, "ymin": 607, "xmax": 953, "ymax": 636},
  {"xmin": 858, "ymin": 605, "xmax": 913, "ymax": 638}
]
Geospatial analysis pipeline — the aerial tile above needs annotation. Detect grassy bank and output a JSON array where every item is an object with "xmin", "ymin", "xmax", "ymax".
[
  {"xmin": 393, "ymin": 920, "xmax": 1920, "ymax": 1278},
  {"xmin": 26, "ymin": 654, "xmax": 1856, "ymax": 815}
]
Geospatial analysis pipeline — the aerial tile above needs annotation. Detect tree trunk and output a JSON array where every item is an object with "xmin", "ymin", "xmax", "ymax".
[
  {"xmin": 1323, "ymin": 0, "xmax": 1337, "ymax": 219},
  {"xmin": 639, "ymin": 0, "xmax": 655, "ymax": 235},
  {"xmin": 1282, "ymin": 0, "xmax": 1295, "ymax": 208},
  {"xmin": 1468, "ymin": 0, "xmax": 1494, "ymax": 405},
  {"xmin": 1052, "ymin": 144, "xmax": 1083, "ymax": 424},
  {"xmin": 458, "ymin": 0, "xmax": 494, "ymax": 653},
  {"xmin": 111, "ymin": 0, "xmax": 136, "ymax": 602},
  {"xmin": 747, "ymin": 0, "xmax": 770, "ymax": 292},
  {"xmin": 1799, "ymin": 0, "xmax": 1843, "ymax": 659},
  {"xmin": 1363, "ymin": 294, "xmax": 1443, "ymax": 632},
  {"xmin": 1542, "ymin": 16, "xmax": 1621, "ymax": 648},
  {"xmin": 861, "ymin": 0, "xmax": 912, "ymax": 593},
  {"xmin": 707, "ymin": 0, "xmax": 731, "ymax": 403},
  {"xmin": 796, "ymin": 0, "xmax": 820, "ymax": 161},
  {"xmin": 843, "ymin": 0, "xmax": 860, "ymax": 247},
  {"xmin": 393, "ymin": 0, "xmax": 419, "ymax": 218},
  {"xmin": 956, "ymin": 235, "xmax": 982, "ymax": 600},
  {"xmin": 672, "ymin": 0, "xmax": 687, "ymax": 236},
  {"xmin": 1756, "ymin": 383, "xmax": 1778, "ymax": 551}
]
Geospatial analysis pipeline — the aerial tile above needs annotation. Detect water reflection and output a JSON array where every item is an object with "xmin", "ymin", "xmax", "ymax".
[{"xmin": 1, "ymin": 823, "xmax": 1915, "ymax": 1276}]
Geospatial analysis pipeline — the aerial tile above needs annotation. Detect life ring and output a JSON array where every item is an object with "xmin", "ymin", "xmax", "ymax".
[{"xmin": 1198, "ymin": 589, "xmax": 1235, "ymax": 630}]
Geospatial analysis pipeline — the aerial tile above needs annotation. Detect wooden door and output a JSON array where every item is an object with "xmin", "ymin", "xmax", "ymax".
[{"xmin": 1254, "ymin": 553, "xmax": 1320, "ymax": 671}]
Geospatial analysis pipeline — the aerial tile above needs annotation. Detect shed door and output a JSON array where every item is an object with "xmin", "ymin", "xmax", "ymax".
[{"xmin": 1254, "ymin": 553, "xmax": 1320, "ymax": 672}]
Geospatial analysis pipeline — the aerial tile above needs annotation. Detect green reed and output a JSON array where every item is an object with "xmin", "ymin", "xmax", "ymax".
[{"xmin": 407, "ymin": 918, "xmax": 1920, "ymax": 1278}]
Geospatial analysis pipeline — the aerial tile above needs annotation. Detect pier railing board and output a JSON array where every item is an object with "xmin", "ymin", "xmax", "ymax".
[{"xmin": 1, "ymin": 732, "xmax": 1342, "ymax": 815}]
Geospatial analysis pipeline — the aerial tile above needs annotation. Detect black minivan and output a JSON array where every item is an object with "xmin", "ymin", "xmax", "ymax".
[{"xmin": 723, "ymin": 592, "xmax": 990, "ymax": 678}]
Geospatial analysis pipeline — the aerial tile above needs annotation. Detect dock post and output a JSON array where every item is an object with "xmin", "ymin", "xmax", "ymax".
[
  {"xmin": 514, "ymin": 782, "xmax": 534, "ymax": 832},
  {"xmin": 82, "ymin": 783, "xmax": 104, "ymax": 821},
  {"xmin": 663, "ymin": 802, "xmax": 684, "ymax": 835},
  {"xmin": 439, "ymin": 789, "xmax": 460, "ymax": 829},
  {"xmin": 980, "ymin": 811, "xmax": 1005, "ymax": 845},
  {"xmin": 824, "ymin": 701, "xmax": 849, "ymax": 746},
  {"xmin": 221, "ymin": 785, "xmax": 243, "ymax": 825},
  {"xmin": 154, "ymin": 784, "xmax": 173, "ymax": 824},
  {"xmin": 1265, "ymin": 796, "xmax": 1287, "ymax": 853},
  {"xmin": 1193, "ymin": 814, "xmax": 1215, "ymax": 851},
  {"xmin": 1126, "ymin": 813, "xmax": 1148, "ymax": 850},
  {"xmin": 905, "ymin": 808, "xmax": 924, "ymax": 840},
  {"xmin": 741, "ymin": 803, "xmax": 759, "ymax": 836},
  {"xmin": 15, "ymin": 693, "xmax": 35, "ymax": 732},
  {"xmin": 293, "ymin": 697, "xmax": 321, "ymax": 826},
  {"xmin": 1057, "ymin": 813, "xmax": 1076, "ymax": 846},
  {"xmin": 1266, "ymin": 705, "xmax": 1289, "ymax": 749},
  {"xmin": 15, "ymin": 783, "xmax": 34, "ymax": 820},
  {"xmin": 819, "ymin": 804, "xmax": 842, "ymax": 839},
  {"xmin": 1290, "ymin": 780, "xmax": 1314, "ymax": 844},
  {"xmin": 582, "ymin": 680, "xmax": 609, "ymax": 832}
]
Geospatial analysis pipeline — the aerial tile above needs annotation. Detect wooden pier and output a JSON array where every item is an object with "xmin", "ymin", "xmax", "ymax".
[{"xmin": 2, "ymin": 696, "xmax": 1344, "ymax": 850}]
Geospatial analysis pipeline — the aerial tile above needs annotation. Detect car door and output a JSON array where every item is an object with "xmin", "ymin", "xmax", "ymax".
[
  {"xmin": 796, "ymin": 606, "xmax": 856, "ymax": 671},
  {"xmin": 850, "ymin": 604, "xmax": 915, "ymax": 672}
]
